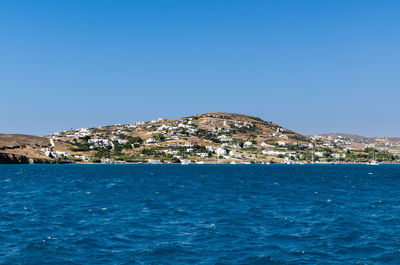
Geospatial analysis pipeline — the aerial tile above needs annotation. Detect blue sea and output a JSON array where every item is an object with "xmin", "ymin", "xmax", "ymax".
[{"xmin": 1, "ymin": 164, "xmax": 400, "ymax": 264}]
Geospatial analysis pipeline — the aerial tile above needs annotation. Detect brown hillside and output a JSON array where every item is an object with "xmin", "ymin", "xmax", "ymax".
[{"xmin": 0, "ymin": 134, "xmax": 50, "ymax": 148}]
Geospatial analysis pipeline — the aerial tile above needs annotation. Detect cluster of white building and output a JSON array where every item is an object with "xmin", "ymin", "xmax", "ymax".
[
  {"xmin": 88, "ymin": 138, "xmax": 112, "ymax": 148},
  {"xmin": 155, "ymin": 119, "xmax": 199, "ymax": 138},
  {"xmin": 111, "ymin": 136, "xmax": 128, "ymax": 144},
  {"xmin": 44, "ymin": 150, "xmax": 88, "ymax": 161},
  {"xmin": 45, "ymin": 151, "xmax": 70, "ymax": 158}
]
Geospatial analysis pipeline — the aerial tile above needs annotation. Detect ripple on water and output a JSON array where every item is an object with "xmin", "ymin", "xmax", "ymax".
[{"xmin": 1, "ymin": 164, "xmax": 400, "ymax": 264}]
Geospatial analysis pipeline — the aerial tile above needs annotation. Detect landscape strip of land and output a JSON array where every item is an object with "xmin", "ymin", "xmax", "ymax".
[{"xmin": 1, "ymin": 112, "xmax": 399, "ymax": 164}]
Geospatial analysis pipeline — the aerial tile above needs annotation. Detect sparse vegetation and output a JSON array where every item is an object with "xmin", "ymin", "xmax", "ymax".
[{"xmin": 3, "ymin": 112, "xmax": 400, "ymax": 164}]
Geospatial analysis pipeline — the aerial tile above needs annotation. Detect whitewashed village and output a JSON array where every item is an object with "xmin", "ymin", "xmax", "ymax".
[{"xmin": 38, "ymin": 112, "xmax": 399, "ymax": 164}]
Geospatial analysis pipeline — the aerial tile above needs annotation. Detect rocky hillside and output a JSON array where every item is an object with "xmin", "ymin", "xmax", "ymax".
[
  {"xmin": 1, "ymin": 113, "xmax": 398, "ymax": 164},
  {"xmin": 0, "ymin": 134, "xmax": 53, "ymax": 164},
  {"xmin": 0, "ymin": 134, "xmax": 49, "ymax": 148},
  {"xmin": 36, "ymin": 112, "xmax": 398, "ymax": 164},
  {"xmin": 39, "ymin": 112, "xmax": 317, "ymax": 164}
]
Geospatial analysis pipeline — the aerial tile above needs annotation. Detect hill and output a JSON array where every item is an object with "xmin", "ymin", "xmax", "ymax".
[
  {"xmin": 43, "ymin": 112, "xmax": 313, "ymax": 164},
  {"xmin": 0, "ymin": 134, "xmax": 50, "ymax": 148},
  {"xmin": 1, "ymin": 113, "xmax": 399, "ymax": 164},
  {"xmin": 317, "ymin": 133, "xmax": 370, "ymax": 142},
  {"xmin": 314, "ymin": 133, "xmax": 400, "ymax": 155},
  {"xmin": 0, "ymin": 134, "xmax": 52, "ymax": 164}
]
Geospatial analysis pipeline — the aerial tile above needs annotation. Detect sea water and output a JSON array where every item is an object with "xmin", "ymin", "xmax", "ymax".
[{"xmin": 1, "ymin": 164, "xmax": 400, "ymax": 264}]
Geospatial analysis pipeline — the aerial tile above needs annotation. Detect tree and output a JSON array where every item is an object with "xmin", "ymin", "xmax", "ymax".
[
  {"xmin": 154, "ymin": 134, "xmax": 165, "ymax": 142},
  {"xmin": 113, "ymin": 142, "xmax": 123, "ymax": 155},
  {"xmin": 171, "ymin": 157, "xmax": 181, "ymax": 163},
  {"xmin": 93, "ymin": 148, "xmax": 111, "ymax": 159}
]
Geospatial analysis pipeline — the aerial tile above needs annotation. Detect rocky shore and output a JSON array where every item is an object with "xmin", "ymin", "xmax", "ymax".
[{"xmin": 0, "ymin": 153, "xmax": 54, "ymax": 164}]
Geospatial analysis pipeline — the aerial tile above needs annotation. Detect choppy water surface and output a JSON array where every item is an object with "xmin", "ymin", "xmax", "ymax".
[{"xmin": 1, "ymin": 165, "xmax": 400, "ymax": 264}]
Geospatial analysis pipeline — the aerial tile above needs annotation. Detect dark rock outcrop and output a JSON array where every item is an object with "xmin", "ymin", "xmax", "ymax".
[{"xmin": 0, "ymin": 153, "xmax": 54, "ymax": 164}]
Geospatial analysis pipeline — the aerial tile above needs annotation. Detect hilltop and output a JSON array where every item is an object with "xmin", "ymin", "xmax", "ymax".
[
  {"xmin": 317, "ymin": 133, "xmax": 370, "ymax": 142},
  {"xmin": 1, "ymin": 112, "xmax": 399, "ymax": 164}
]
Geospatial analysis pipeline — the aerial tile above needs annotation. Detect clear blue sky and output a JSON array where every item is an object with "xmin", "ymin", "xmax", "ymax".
[{"xmin": 1, "ymin": 1, "xmax": 400, "ymax": 136}]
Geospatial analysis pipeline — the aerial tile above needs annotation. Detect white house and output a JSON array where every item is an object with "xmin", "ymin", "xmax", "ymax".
[
  {"xmin": 279, "ymin": 134, "xmax": 289, "ymax": 139},
  {"xmin": 184, "ymin": 142, "xmax": 194, "ymax": 147},
  {"xmin": 188, "ymin": 128, "xmax": 198, "ymax": 134},
  {"xmin": 45, "ymin": 151, "xmax": 70, "ymax": 158},
  {"xmin": 206, "ymin": 146, "xmax": 216, "ymax": 152},
  {"xmin": 277, "ymin": 141, "xmax": 286, "ymax": 146},
  {"xmin": 111, "ymin": 137, "xmax": 128, "ymax": 145},
  {"xmin": 74, "ymin": 155, "xmax": 87, "ymax": 160},
  {"xmin": 118, "ymin": 139, "xmax": 128, "ymax": 144},
  {"xmin": 217, "ymin": 135, "xmax": 232, "ymax": 142},
  {"xmin": 165, "ymin": 150, "xmax": 179, "ymax": 155},
  {"xmin": 148, "ymin": 159, "xmax": 161, "ymax": 164},
  {"xmin": 215, "ymin": 148, "xmax": 227, "ymax": 156},
  {"xmin": 111, "ymin": 136, "xmax": 120, "ymax": 141},
  {"xmin": 243, "ymin": 141, "xmax": 253, "ymax": 148},
  {"xmin": 146, "ymin": 138, "xmax": 156, "ymax": 144},
  {"xmin": 88, "ymin": 138, "xmax": 111, "ymax": 147}
]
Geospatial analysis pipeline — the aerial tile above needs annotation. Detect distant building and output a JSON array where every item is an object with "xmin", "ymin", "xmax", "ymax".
[
  {"xmin": 146, "ymin": 138, "xmax": 156, "ymax": 144},
  {"xmin": 217, "ymin": 135, "xmax": 232, "ymax": 142},
  {"xmin": 215, "ymin": 148, "xmax": 227, "ymax": 156},
  {"xmin": 148, "ymin": 159, "xmax": 161, "ymax": 164},
  {"xmin": 45, "ymin": 151, "xmax": 70, "ymax": 158},
  {"xmin": 206, "ymin": 146, "xmax": 216, "ymax": 151},
  {"xmin": 277, "ymin": 141, "xmax": 286, "ymax": 146},
  {"xmin": 184, "ymin": 142, "xmax": 194, "ymax": 147},
  {"xmin": 243, "ymin": 141, "xmax": 253, "ymax": 148}
]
